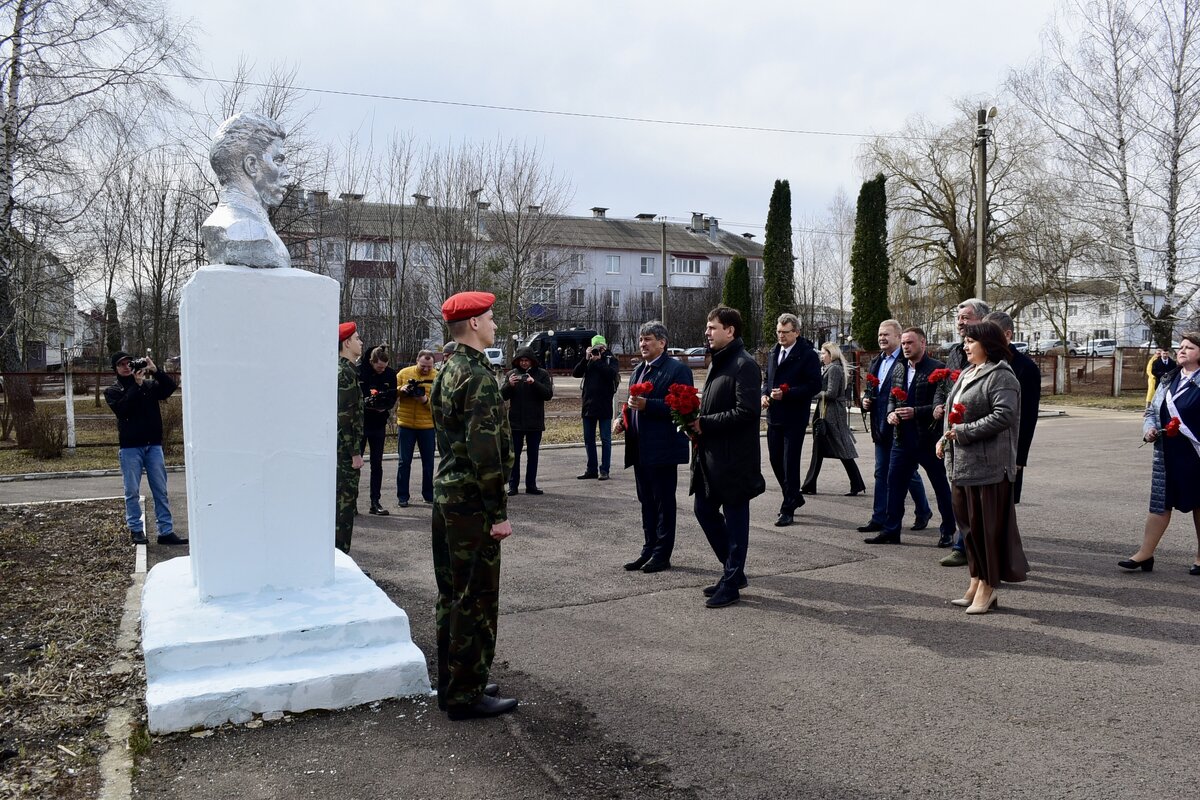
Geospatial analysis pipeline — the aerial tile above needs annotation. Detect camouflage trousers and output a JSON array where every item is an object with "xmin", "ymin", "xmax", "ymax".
[
  {"xmin": 335, "ymin": 457, "xmax": 360, "ymax": 554},
  {"xmin": 431, "ymin": 500, "xmax": 501, "ymax": 708}
]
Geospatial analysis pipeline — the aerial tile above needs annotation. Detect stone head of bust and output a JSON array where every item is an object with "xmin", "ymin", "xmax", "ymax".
[{"xmin": 209, "ymin": 112, "xmax": 290, "ymax": 208}]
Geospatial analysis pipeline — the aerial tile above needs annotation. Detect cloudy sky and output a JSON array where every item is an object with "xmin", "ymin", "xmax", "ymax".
[{"xmin": 165, "ymin": 0, "xmax": 1060, "ymax": 236}]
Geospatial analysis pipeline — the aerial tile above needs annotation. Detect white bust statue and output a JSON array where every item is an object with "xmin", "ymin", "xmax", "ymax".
[{"xmin": 201, "ymin": 112, "xmax": 292, "ymax": 269}]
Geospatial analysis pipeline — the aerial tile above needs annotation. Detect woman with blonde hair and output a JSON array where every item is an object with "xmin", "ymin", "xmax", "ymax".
[{"xmin": 801, "ymin": 342, "xmax": 867, "ymax": 496}]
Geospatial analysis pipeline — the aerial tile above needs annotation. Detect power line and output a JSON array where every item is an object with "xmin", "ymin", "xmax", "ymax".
[{"xmin": 155, "ymin": 71, "xmax": 927, "ymax": 143}]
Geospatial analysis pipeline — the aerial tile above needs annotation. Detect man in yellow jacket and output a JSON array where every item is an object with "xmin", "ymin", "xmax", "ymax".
[{"xmin": 396, "ymin": 349, "xmax": 438, "ymax": 508}]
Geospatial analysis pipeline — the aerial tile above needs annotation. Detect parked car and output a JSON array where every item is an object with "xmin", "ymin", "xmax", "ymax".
[
  {"xmin": 1079, "ymin": 338, "xmax": 1117, "ymax": 357},
  {"xmin": 1011, "ymin": 341, "xmax": 1030, "ymax": 354},
  {"xmin": 1138, "ymin": 340, "xmax": 1182, "ymax": 351},
  {"xmin": 668, "ymin": 346, "xmax": 708, "ymax": 367},
  {"xmin": 483, "ymin": 347, "xmax": 505, "ymax": 371},
  {"xmin": 1033, "ymin": 338, "xmax": 1067, "ymax": 354}
]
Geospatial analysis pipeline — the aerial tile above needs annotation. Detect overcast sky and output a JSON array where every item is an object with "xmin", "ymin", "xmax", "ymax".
[{"xmin": 165, "ymin": 0, "xmax": 1060, "ymax": 237}]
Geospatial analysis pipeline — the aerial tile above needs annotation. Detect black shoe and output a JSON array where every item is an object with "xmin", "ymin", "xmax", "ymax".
[
  {"xmin": 398, "ymin": 500, "xmax": 410, "ymax": 508},
  {"xmin": 911, "ymin": 513, "xmax": 932, "ymax": 531},
  {"xmin": 857, "ymin": 521, "xmax": 883, "ymax": 533},
  {"xmin": 130, "ymin": 530, "xmax": 148, "ymax": 546},
  {"xmin": 1118, "ymin": 556, "xmax": 1154, "ymax": 572},
  {"xmin": 774, "ymin": 513, "xmax": 794, "ymax": 527},
  {"xmin": 623, "ymin": 556, "xmax": 650, "ymax": 571},
  {"xmin": 576, "ymin": 472, "xmax": 599, "ymax": 480},
  {"xmin": 598, "ymin": 471, "xmax": 610, "ymax": 481},
  {"xmin": 1190, "ymin": 564, "xmax": 1200, "ymax": 576},
  {"xmin": 483, "ymin": 683, "xmax": 499, "ymax": 696},
  {"xmin": 641, "ymin": 559, "xmax": 671, "ymax": 573},
  {"xmin": 795, "ymin": 495, "xmax": 806, "ymax": 509},
  {"xmin": 506, "ymin": 487, "xmax": 518, "ymax": 496},
  {"xmin": 705, "ymin": 588, "xmax": 740, "ymax": 608},
  {"xmin": 800, "ymin": 486, "xmax": 816, "ymax": 495},
  {"xmin": 157, "ymin": 533, "xmax": 189, "ymax": 546},
  {"xmin": 703, "ymin": 577, "xmax": 748, "ymax": 597},
  {"xmin": 369, "ymin": 503, "xmax": 390, "ymax": 516},
  {"xmin": 845, "ymin": 487, "xmax": 866, "ymax": 497},
  {"xmin": 446, "ymin": 693, "xmax": 519, "ymax": 720},
  {"xmin": 863, "ymin": 532, "xmax": 901, "ymax": 545},
  {"xmin": 526, "ymin": 487, "xmax": 544, "ymax": 495},
  {"xmin": 936, "ymin": 532, "xmax": 954, "ymax": 548}
]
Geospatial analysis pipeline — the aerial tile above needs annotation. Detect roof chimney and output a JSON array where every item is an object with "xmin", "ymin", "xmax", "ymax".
[
  {"xmin": 708, "ymin": 217, "xmax": 719, "ymax": 242},
  {"xmin": 477, "ymin": 201, "xmax": 490, "ymax": 211},
  {"xmin": 591, "ymin": 206, "xmax": 608, "ymax": 218},
  {"xmin": 741, "ymin": 232, "xmax": 755, "ymax": 240},
  {"xmin": 635, "ymin": 213, "xmax": 656, "ymax": 221},
  {"xmin": 339, "ymin": 192, "xmax": 364, "ymax": 203},
  {"xmin": 527, "ymin": 204, "xmax": 542, "ymax": 213},
  {"xmin": 691, "ymin": 212, "xmax": 704, "ymax": 230},
  {"xmin": 412, "ymin": 193, "xmax": 430, "ymax": 208},
  {"xmin": 309, "ymin": 189, "xmax": 329, "ymax": 209}
]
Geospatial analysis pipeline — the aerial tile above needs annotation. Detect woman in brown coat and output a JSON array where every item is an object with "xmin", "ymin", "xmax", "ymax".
[{"xmin": 937, "ymin": 321, "xmax": 1029, "ymax": 614}]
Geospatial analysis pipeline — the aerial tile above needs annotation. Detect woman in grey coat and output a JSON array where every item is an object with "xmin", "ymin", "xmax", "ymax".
[
  {"xmin": 801, "ymin": 342, "xmax": 866, "ymax": 496},
  {"xmin": 938, "ymin": 321, "xmax": 1029, "ymax": 614}
]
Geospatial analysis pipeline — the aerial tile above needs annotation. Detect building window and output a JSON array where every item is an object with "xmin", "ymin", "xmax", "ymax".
[
  {"xmin": 642, "ymin": 291, "xmax": 655, "ymax": 307},
  {"xmin": 572, "ymin": 253, "xmax": 586, "ymax": 273},
  {"xmin": 605, "ymin": 289, "xmax": 620, "ymax": 308},
  {"xmin": 1093, "ymin": 329, "xmax": 1109, "ymax": 338},
  {"xmin": 569, "ymin": 288, "xmax": 586, "ymax": 307},
  {"xmin": 1067, "ymin": 304, "xmax": 1078, "ymax": 315},
  {"xmin": 1142, "ymin": 281, "xmax": 1153, "ymax": 291},
  {"xmin": 641, "ymin": 256, "xmax": 655, "ymax": 275},
  {"xmin": 606, "ymin": 255, "xmax": 620, "ymax": 274},
  {"xmin": 671, "ymin": 257, "xmax": 704, "ymax": 275},
  {"xmin": 1099, "ymin": 303, "xmax": 1111, "ymax": 316},
  {"xmin": 525, "ymin": 283, "xmax": 555, "ymax": 305},
  {"xmin": 1030, "ymin": 307, "xmax": 1041, "ymax": 319}
]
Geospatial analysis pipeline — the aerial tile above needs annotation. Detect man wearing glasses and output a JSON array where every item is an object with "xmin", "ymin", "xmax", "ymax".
[{"xmin": 761, "ymin": 313, "xmax": 822, "ymax": 527}]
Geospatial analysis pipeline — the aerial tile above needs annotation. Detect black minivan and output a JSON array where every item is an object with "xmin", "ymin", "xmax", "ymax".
[{"xmin": 521, "ymin": 327, "xmax": 599, "ymax": 370}]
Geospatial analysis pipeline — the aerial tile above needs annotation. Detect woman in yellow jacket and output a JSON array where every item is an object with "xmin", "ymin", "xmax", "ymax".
[{"xmin": 395, "ymin": 350, "xmax": 438, "ymax": 507}]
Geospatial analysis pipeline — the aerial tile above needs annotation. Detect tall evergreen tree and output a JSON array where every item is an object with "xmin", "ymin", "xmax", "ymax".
[
  {"xmin": 104, "ymin": 297, "xmax": 122, "ymax": 355},
  {"xmin": 722, "ymin": 256, "xmax": 754, "ymax": 349},
  {"xmin": 850, "ymin": 174, "xmax": 891, "ymax": 349},
  {"xmin": 761, "ymin": 179, "xmax": 795, "ymax": 345}
]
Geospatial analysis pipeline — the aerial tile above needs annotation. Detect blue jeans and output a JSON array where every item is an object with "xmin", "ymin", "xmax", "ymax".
[
  {"xmin": 398, "ymin": 427, "xmax": 435, "ymax": 503},
  {"xmin": 694, "ymin": 492, "xmax": 750, "ymax": 588},
  {"xmin": 871, "ymin": 440, "xmax": 930, "ymax": 525},
  {"xmin": 882, "ymin": 442, "xmax": 955, "ymax": 538},
  {"xmin": 582, "ymin": 416, "xmax": 612, "ymax": 474},
  {"xmin": 119, "ymin": 445, "xmax": 173, "ymax": 536}
]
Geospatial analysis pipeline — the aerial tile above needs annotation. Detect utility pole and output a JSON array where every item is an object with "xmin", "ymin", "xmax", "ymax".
[
  {"xmin": 660, "ymin": 218, "xmax": 668, "ymax": 328},
  {"xmin": 975, "ymin": 107, "xmax": 996, "ymax": 302}
]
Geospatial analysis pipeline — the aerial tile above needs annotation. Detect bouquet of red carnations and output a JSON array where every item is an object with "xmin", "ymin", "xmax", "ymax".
[
  {"xmin": 664, "ymin": 383, "xmax": 701, "ymax": 439},
  {"xmin": 947, "ymin": 403, "xmax": 966, "ymax": 425},
  {"xmin": 1165, "ymin": 416, "xmax": 1183, "ymax": 437},
  {"xmin": 863, "ymin": 372, "xmax": 880, "ymax": 400},
  {"xmin": 628, "ymin": 381, "xmax": 655, "ymax": 398}
]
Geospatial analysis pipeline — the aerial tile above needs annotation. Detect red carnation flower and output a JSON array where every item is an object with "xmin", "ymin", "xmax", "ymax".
[
  {"xmin": 664, "ymin": 383, "xmax": 701, "ymax": 437},
  {"xmin": 628, "ymin": 381, "xmax": 655, "ymax": 398},
  {"xmin": 1165, "ymin": 416, "xmax": 1182, "ymax": 437},
  {"xmin": 948, "ymin": 403, "xmax": 966, "ymax": 425},
  {"xmin": 865, "ymin": 373, "xmax": 880, "ymax": 388},
  {"xmin": 890, "ymin": 387, "xmax": 908, "ymax": 403},
  {"xmin": 950, "ymin": 370, "xmax": 962, "ymax": 382},
  {"xmin": 928, "ymin": 368, "xmax": 950, "ymax": 383}
]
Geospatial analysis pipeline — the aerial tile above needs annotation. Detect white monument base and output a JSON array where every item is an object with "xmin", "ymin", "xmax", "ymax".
[{"xmin": 142, "ymin": 551, "xmax": 431, "ymax": 733}]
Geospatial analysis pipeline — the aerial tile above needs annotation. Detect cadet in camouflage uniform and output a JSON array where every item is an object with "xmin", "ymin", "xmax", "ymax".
[
  {"xmin": 431, "ymin": 291, "xmax": 519, "ymax": 720},
  {"xmin": 336, "ymin": 322, "xmax": 364, "ymax": 553}
]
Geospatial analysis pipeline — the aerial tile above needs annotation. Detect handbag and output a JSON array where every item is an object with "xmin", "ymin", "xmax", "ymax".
[{"xmin": 812, "ymin": 396, "xmax": 835, "ymax": 457}]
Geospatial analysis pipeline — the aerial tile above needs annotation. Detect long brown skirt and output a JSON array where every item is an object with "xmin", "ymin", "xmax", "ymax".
[{"xmin": 951, "ymin": 481, "xmax": 1029, "ymax": 586}]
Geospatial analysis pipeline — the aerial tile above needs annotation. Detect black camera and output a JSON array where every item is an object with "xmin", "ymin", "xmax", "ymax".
[
  {"xmin": 404, "ymin": 378, "xmax": 426, "ymax": 398},
  {"xmin": 129, "ymin": 357, "xmax": 149, "ymax": 371},
  {"xmin": 589, "ymin": 346, "xmax": 602, "ymax": 357}
]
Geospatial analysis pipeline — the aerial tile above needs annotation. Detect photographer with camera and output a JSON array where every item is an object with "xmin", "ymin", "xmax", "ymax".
[
  {"xmin": 395, "ymin": 349, "xmax": 438, "ymax": 508},
  {"xmin": 358, "ymin": 345, "xmax": 397, "ymax": 516},
  {"xmin": 105, "ymin": 351, "xmax": 186, "ymax": 546},
  {"xmin": 572, "ymin": 334, "xmax": 619, "ymax": 480},
  {"xmin": 500, "ymin": 346, "xmax": 553, "ymax": 496}
]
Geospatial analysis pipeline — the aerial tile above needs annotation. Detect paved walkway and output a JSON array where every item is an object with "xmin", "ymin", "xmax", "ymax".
[{"xmin": 4, "ymin": 407, "xmax": 1196, "ymax": 799}]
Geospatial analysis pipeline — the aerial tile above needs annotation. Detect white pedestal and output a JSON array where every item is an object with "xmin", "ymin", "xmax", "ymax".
[
  {"xmin": 179, "ymin": 265, "xmax": 336, "ymax": 599},
  {"xmin": 144, "ymin": 264, "xmax": 431, "ymax": 733},
  {"xmin": 142, "ymin": 552, "xmax": 431, "ymax": 733}
]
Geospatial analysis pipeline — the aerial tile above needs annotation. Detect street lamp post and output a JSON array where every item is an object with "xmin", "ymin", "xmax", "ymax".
[{"xmin": 975, "ymin": 106, "xmax": 997, "ymax": 302}]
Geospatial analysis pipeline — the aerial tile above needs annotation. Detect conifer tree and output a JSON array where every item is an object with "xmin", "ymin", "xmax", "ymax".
[
  {"xmin": 760, "ymin": 179, "xmax": 795, "ymax": 345},
  {"xmin": 104, "ymin": 297, "xmax": 122, "ymax": 355},
  {"xmin": 722, "ymin": 256, "xmax": 754, "ymax": 349},
  {"xmin": 850, "ymin": 174, "xmax": 891, "ymax": 348}
]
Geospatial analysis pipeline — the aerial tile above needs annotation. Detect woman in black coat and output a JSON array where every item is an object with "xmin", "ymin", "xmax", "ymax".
[{"xmin": 500, "ymin": 346, "xmax": 554, "ymax": 496}]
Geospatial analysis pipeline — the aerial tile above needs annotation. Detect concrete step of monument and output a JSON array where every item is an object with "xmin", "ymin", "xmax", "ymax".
[
  {"xmin": 142, "ymin": 554, "xmax": 416, "ymax": 678},
  {"xmin": 146, "ymin": 639, "xmax": 431, "ymax": 733}
]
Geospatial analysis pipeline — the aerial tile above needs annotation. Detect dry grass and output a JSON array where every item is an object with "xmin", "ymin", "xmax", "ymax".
[{"xmin": 1040, "ymin": 393, "xmax": 1148, "ymax": 412}]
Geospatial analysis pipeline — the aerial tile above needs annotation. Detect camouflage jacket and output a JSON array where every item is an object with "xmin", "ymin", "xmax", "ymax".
[
  {"xmin": 431, "ymin": 343, "xmax": 513, "ymax": 524},
  {"xmin": 337, "ymin": 356, "xmax": 363, "ymax": 458}
]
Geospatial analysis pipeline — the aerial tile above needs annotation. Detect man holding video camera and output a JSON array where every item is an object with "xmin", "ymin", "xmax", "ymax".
[
  {"xmin": 395, "ymin": 349, "xmax": 438, "ymax": 508},
  {"xmin": 105, "ymin": 351, "xmax": 186, "ymax": 546},
  {"xmin": 500, "ymin": 346, "xmax": 554, "ymax": 496},
  {"xmin": 572, "ymin": 334, "xmax": 620, "ymax": 480}
]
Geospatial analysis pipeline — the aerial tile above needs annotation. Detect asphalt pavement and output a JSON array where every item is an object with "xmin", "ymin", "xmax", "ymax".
[{"xmin": 3, "ymin": 407, "xmax": 1197, "ymax": 800}]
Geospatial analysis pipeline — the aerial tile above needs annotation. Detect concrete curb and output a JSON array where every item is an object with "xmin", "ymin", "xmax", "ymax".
[{"xmin": 98, "ymin": 543, "xmax": 145, "ymax": 800}]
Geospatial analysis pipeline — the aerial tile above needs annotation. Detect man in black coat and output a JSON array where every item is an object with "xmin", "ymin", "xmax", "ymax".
[
  {"xmin": 865, "ymin": 327, "xmax": 956, "ymax": 546},
  {"xmin": 859, "ymin": 320, "xmax": 931, "ymax": 535},
  {"xmin": 358, "ymin": 345, "xmax": 398, "ymax": 515},
  {"xmin": 105, "ymin": 351, "xmax": 186, "ymax": 546},
  {"xmin": 761, "ymin": 313, "xmax": 822, "ymax": 527},
  {"xmin": 572, "ymin": 335, "xmax": 620, "ymax": 480},
  {"xmin": 689, "ymin": 306, "xmax": 765, "ymax": 608},
  {"xmin": 500, "ymin": 346, "xmax": 554, "ymax": 495},
  {"xmin": 614, "ymin": 321, "xmax": 693, "ymax": 573},
  {"xmin": 985, "ymin": 311, "xmax": 1041, "ymax": 504}
]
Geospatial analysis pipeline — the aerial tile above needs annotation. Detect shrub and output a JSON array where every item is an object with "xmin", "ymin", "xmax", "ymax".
[
  {"xmin": 29, "ymin": 406, "xmax": 65, "ymax": 459},
  {"xmin": 160, "ymin": 399, "xmax": 183, "ymax": 456}
]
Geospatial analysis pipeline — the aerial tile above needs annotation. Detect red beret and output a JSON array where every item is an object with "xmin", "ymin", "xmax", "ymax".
[
  {"xmin": 338, "ymin": 321, "xmax": 357, "ymax": 342},
  {"xmin": 442, "ymin": 291, "xmax": 495, "ymax": 323}
]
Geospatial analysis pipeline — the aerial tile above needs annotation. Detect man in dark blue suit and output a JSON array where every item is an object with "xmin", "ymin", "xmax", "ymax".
[
  {"xmin": 761, "ymin": 313, "xmax": 822, "ymax": 527},
  {"xmin": 858, "ymin": 319, "xmax": 931, "ymax": 534},
  {"xmin": 615, "ymin": 321, "xmax": 694, "ymax": 573},
  {"xmin": 986, "ymin": 311, "xmax": 1040, "ymax": 505},
  {"xmin": 865, "ymin": 327, "xmax": 956, "ymax": 545}
]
